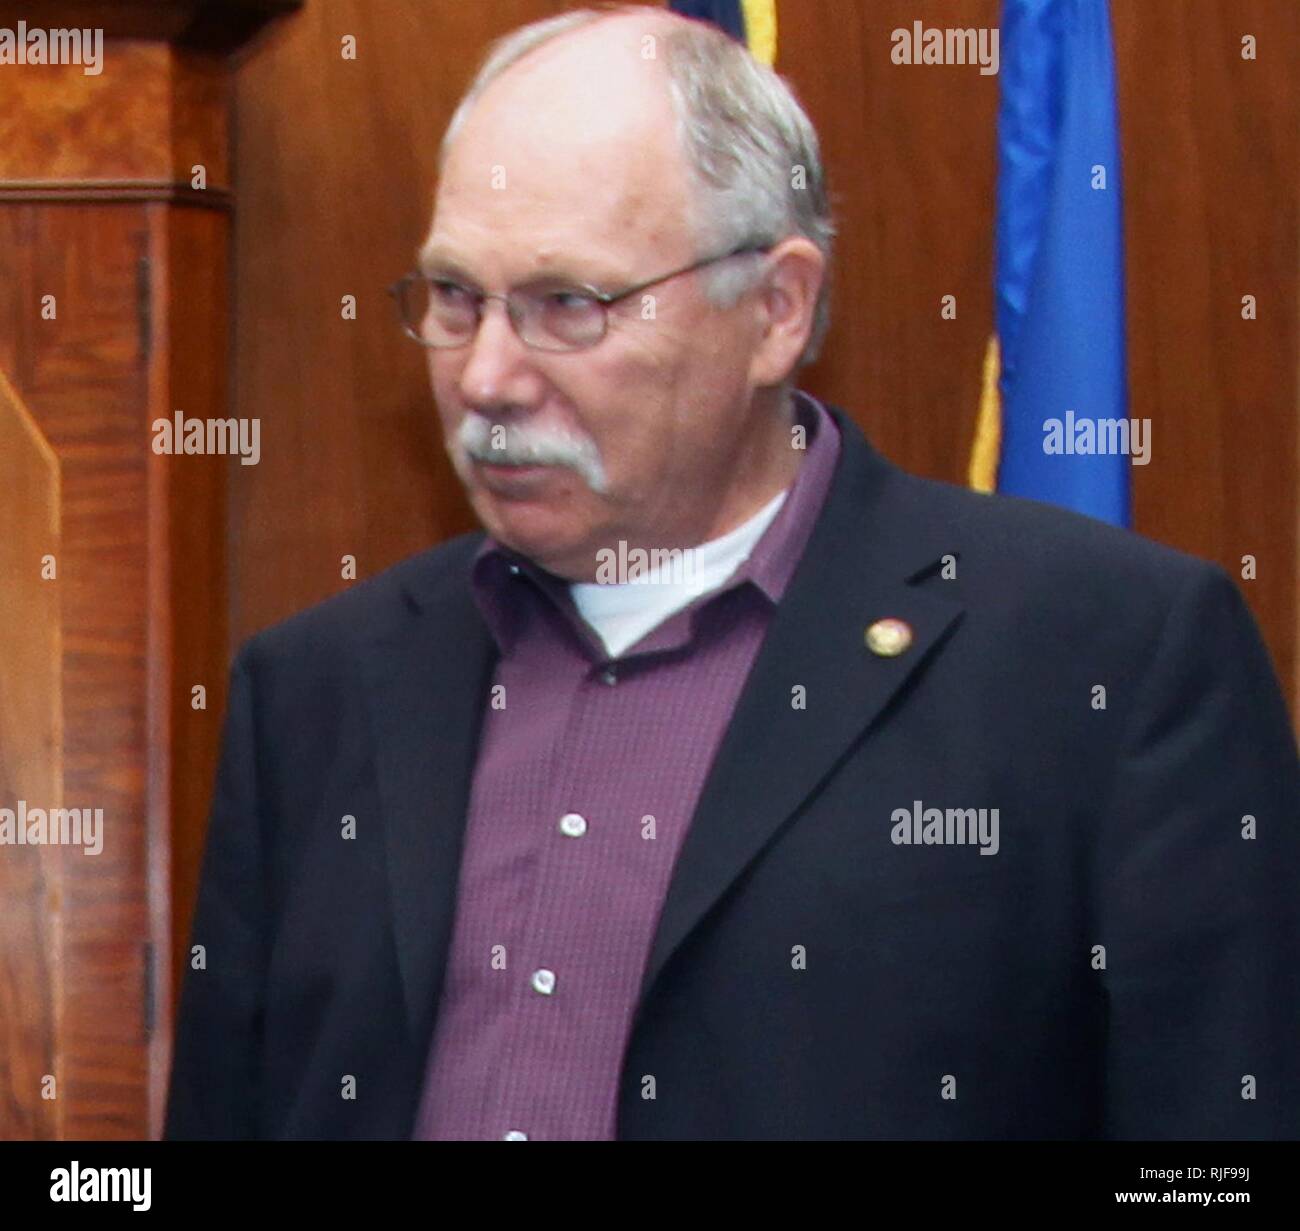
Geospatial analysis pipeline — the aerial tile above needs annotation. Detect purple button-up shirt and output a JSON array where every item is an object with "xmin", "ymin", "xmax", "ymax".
[{"xmin": 411, "ymin": 391, "xmax": 841, "ymax": 1140}]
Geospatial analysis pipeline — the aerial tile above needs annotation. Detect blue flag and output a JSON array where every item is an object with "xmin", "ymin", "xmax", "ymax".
[
  {"xmin": 669, "ymin": 0, "xmax": 746, "ymax": 43},
  {"xmin": 668, "ymin": 0, "xmax": 776, "ymax": 65},
  {"xmin": 978, "ymin": 0, "xmax": 1131, "ymax": 526}
]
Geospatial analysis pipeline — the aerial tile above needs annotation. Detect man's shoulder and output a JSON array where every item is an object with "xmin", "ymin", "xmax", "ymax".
[
  {"xmin": 876, "ymin": 459, "xmax": 1226, "ymax": 610},
  {"xmin": 866, "ymin": 464, "xmax": 1285, "ymax": 733},
  {"xmin": 823, "ymin": 407, "xmax": 1221, "ymax": 613},
  {"xmin": 234, "ymin": 529, "xmax": 485, "ymax": 675}
]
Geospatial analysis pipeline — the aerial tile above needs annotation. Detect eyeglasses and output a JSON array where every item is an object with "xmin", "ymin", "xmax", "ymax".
[{"xmin": 387, "ymin": 241, "xmax": 773, "ymax": 352}]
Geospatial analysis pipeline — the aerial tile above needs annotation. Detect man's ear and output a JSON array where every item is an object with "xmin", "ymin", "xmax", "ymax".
[{"xmin": 746, "ymin": 237, "xmax": 825, "ymax": 387}]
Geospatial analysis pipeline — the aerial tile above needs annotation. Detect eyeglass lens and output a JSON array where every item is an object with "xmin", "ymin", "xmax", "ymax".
[{"xmin": 399, "ymin": 277, "xmax": 608, "ymax": 351}]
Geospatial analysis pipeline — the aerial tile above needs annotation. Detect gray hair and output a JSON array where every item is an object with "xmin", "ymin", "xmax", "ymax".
[{"xmin": 438, "ymin": 3, "xmax": 836, "ymax": 369}]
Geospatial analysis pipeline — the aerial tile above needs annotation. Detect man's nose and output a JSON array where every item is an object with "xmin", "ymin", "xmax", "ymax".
[{"xmin": 456, "ymin": 296, "xmax": 539, "ymax": 408}]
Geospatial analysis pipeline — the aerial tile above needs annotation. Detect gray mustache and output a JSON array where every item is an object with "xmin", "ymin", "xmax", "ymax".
[{"xmin": 458, "ymin": 415, "xmax": 609, "ymax": 492}]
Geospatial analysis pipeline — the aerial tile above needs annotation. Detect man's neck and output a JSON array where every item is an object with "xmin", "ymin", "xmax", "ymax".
[{"xmin": 695, "ymin": 392, "xmax": 803, "ymax": 544}]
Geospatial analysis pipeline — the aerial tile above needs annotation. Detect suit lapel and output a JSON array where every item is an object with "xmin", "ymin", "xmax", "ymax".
[
  {"xmin": 636, "ymin": 408, "xmax": 966, "ymax": 1011},
  {"xmin": 358, "ymin": 542, "xmax": 497, "ymax": 1045}
]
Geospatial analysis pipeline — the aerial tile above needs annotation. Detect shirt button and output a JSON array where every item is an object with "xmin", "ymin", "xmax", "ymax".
[
  {"xmin": 559, "ymin": 812, "xmax": 588, "ymax": 838},
  {"xmin": 600, "ymin": 667, "xmax": 618, "ymax": 686},
  {"xmin": 531, "ymin": 968, "xmax": 556, "ymax": 995},
  {"xmin": 503, "ymin": 1129, "xmax": 528, "ymax": 1141}
]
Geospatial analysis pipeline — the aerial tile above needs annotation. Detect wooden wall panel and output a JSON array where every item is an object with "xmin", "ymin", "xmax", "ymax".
[
  {"xmin": 153, "ymin": 201, "xmax": 231, "ymax": 1100},
  {"xmin": 0, "ymin": 41, "xmax": 231, "ymax": 193},
  {"xmin": 0, "ymin": 205, "xmax": 151, "ymax": 1137},
  {"xmin": 0, "ymin": 27, "xmax": 240, "ymax": 1137},
  {"xmin": 229, "ymin": 1, "xmax": 1297, "ymax": 706},
  {"xmin": 1111, "ymin": 0, "xmax": 1297, "ymax": 711},
  {"xmin": 0, "ymin": 373, "xmax": 62, "ymax": 1139}
]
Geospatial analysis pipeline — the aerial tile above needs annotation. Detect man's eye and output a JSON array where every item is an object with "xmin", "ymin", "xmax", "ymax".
[
  {"xmin": 545, "ymin": 290, "xmax": 596, "ymax": 311},
  {"xmin": 430, "ymin": 280, "xmax": 473, "ymax": 304}
]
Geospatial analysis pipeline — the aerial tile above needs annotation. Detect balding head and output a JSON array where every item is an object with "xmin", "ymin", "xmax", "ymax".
[
  {"xmin": 438, "ymin": 8, "xmax": 685, "ymax": 173},
  {"xmin": 437, "ymin": 12, "xmax": 694, "ymax": 291},
  {"xmin": 443, "ymin": 10, "xmax": 682, "ymax": 156}
]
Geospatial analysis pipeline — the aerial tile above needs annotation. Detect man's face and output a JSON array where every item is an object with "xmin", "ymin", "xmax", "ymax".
[{"xmin": 422, "ymin": 22, "xmax": 770, "ymax": 580}]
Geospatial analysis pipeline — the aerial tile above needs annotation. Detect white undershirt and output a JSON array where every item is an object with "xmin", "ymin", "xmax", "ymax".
[{"xmin": 569, "ymin": 487, "xmax": 789, "ymax": 658}]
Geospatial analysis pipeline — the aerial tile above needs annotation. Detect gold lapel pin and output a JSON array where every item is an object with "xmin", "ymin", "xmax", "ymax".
[{"xmin": 865, "ymin": 617, "xmax": 913, "ymax": 657}]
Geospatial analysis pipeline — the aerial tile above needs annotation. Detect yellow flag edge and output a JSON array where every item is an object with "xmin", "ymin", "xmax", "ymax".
[
  {"xmin": 741, "ymin": 0, "xmax": 777, "ymax": 66},
  {"xmin": 968, "ymin": 333, "xmax": 1002, "ymax": 494}
]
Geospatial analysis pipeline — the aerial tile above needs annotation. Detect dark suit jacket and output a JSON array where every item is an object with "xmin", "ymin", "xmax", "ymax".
[{"xmin": 164, "ymin": 404, "xmax": 1300, "ymax": 1140}]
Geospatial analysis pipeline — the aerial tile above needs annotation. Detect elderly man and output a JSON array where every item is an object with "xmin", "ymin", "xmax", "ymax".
[{"xmin": 165, "ymin": 6, "xmax": 1300, "ymax": 1140}]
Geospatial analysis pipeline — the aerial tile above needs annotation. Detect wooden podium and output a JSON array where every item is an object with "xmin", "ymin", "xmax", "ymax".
[{"xmin": 0, "ymin": 0, "xmax": 298, "ymax": 1139}]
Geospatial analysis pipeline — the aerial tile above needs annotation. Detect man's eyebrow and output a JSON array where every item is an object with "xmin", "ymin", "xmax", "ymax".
[
  {"xmin": 418, "ymin": 248, "xmax": 477, "ymax": 281},
  {"xmin": 417, "ymin": 247, "xmax": 629, "ymax": 289}
]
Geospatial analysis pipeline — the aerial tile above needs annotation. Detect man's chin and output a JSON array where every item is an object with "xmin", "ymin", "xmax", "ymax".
[{"xmin": 474, "ymin": 500, "xmax": 586, "ymax": 568}]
